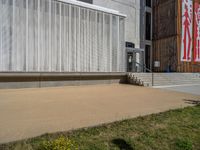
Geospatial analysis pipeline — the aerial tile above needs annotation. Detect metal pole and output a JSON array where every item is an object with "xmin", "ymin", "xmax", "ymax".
[{"xmin": 152, "ymin": 72, "xmax": 154, "ymax": 86}]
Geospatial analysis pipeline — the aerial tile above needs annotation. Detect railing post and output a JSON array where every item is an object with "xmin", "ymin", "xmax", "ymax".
[{"xmin": 152, "ymin": 72, "xmax": 154, "ymax": 86}]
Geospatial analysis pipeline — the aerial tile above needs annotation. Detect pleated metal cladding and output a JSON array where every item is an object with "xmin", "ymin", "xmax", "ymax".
[{"xmin": 0, "ymin": 0, "xmax": 126, "ymax": 72}]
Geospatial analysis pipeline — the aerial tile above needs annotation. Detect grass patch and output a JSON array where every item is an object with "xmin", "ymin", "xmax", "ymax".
[{"xmin": 1, "ymin": 105, "xmax": 200, "ymax": 150}]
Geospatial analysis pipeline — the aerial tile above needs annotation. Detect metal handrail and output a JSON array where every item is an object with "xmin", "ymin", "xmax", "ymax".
[
  {"xmin": 131, "ymin": 61, "xmax": 154, "ymax": 86},
  {"xmin": 132, "ymin": 61, "xmax": 152, "ymax": 72},
  {"xmin": 130, "ymin": 62, "xmax": 200, "ymax": 87}
]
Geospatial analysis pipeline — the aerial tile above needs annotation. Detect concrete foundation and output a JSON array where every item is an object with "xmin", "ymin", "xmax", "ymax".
[{"xmin": 0, "ymin": 72, "xmax": 127, "ymax": 89}]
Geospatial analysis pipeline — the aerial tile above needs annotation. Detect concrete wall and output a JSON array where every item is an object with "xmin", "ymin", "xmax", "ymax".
[
  {"xmin": 0, "ymin": 72, "xmax": 127, "ymax": 89},
  {"xmin": 93, "ymin": 0, "xmax": 141, "ymax": 48},
  {"xmin": 140, "ymin": 0, "xmax": 153, "ymax": 49},
  {"xmin": 140, "ymin": 0, "xmax": 153, "ymax": 70}
]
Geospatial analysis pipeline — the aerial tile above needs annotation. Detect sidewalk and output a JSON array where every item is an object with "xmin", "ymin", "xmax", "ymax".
[{"xmin": 0, "ymin": 84, "xmax": 199, "ymax": 143}]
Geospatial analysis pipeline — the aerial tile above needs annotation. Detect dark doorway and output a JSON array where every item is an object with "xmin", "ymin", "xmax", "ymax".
[
  {"xmin": 127, "ymin": 52, "xmax": 133, "ymax": 72},
  {"xmin": 145, "ymin": 45, "xmax": 151, "ymax": 71}
]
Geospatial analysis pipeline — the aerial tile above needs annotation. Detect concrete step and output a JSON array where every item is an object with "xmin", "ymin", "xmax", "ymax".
[{"xmin": 128, "ymin": 73, "xmax": 200, "ymax": 86}]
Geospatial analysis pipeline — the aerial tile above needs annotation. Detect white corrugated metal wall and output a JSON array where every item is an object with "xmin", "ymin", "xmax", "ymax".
[
  {"xmin": 0, "ymin": 0, "xmax": 125, "ymax": 72},
  {"xmin": 93, "ymin": 0, "xmax": 140, "ymax": 48}
]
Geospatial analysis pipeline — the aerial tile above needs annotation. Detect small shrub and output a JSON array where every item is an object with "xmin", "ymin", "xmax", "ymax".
[
  {"xmin": 40, "ymin": 136, "xmax": 78, "ymax": 150},
  {"xmin": 175, "ymin": 138, "xmax": 193, "ymax": 150}
]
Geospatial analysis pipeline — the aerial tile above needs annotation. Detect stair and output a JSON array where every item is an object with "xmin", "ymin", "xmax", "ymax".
[{"xmin": 127, "ymin": 73, "xmax": 200, "ymax": 87}]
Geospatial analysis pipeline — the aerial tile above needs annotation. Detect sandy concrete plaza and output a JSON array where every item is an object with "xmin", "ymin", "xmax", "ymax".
[{"xmin": 0, "ymin": 84, "xmax": 199, "ymax": 143}]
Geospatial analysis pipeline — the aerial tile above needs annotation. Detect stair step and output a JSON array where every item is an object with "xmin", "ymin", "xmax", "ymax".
[{"xmin": 128, "ymin": 73, "xmax": 200, "ymax": 86}]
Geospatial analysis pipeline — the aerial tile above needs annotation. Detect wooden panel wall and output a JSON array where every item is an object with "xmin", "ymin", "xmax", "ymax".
[
  {"xmin": 153, "ymin": 37, "xmax": 178, "ymax": 72},
  {"xmin": 153, "ymin": 0, "xmax": 200, "ymax": 72},
  {"xmin": 153, "ymin": 0, "xmax": 177, "ymax": 40},
  {"xmin": 152, "ymin": 0, "xmax": 178, "ymax": 72}
]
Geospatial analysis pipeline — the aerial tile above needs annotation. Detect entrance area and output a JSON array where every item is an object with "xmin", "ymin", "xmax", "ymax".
[{"xmin": 126, "ymin": 48, "xmax": 144, "ymax": 72}]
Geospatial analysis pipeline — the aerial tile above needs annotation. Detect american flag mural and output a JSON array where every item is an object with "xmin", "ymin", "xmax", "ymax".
[
  {"xmin": 194, "ymin": 2, "xmax": 200, "ymax": 62},
  {"xmin": 181, "ymin": 0, "xmax": 193, "ymax": 62}
]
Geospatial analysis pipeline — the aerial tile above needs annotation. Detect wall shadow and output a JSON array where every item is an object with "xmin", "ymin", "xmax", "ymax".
[{"xmin": 112, "ymin": 138, "xmax": 134, "ymax": 150}]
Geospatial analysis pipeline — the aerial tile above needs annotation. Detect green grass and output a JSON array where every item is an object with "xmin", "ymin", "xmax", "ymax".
[{"xmin": 1, "ymin": 105, "xmax": 200, "ymax": 150}]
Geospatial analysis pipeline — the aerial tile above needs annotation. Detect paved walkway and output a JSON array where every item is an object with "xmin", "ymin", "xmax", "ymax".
[
  {"xmin": 155, "ymin": 84, "xmax": 200, "ymax": 96},
  {"xmin": 0, "ymin": 84, "xmax": 199, "ymax": 144}
]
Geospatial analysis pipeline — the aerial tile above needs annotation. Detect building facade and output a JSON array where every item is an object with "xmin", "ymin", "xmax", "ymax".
[
  {"xmin": 0, "ymin": 0, "xmax": 126, "ymax": 73},
  {"xmin": 93, "ymin": 0, "xmax": 141, "ymax": 49},
  {"xmin": 80, "ymin": 0, "xmax": 153, "ymax": 71},
  {"xmin": 3, "ymin": 0, "xmax": 198, "ymax": 75}
]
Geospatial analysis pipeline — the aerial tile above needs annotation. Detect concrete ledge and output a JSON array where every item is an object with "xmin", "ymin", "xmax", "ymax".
[{"xmin": 0, "ymin": 72, "xmax": 127, "ymax": 89}]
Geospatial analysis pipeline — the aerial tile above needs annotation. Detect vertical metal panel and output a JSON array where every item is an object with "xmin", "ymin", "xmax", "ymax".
[
  {"xmin": 102, "ymin": 13, "xmax": 105, "ymax": 72},
  {"xmin": 47, "ymin": 1, "xmax": 52, "ymax": 72},
  {"xmin": 0, "ymin": 0, "xmax": 126, "ymax": 73},
  {"xmin": 112, "ymin": 15, "xmax": 117, "ymax": 72},
  {"xmin": 97, "ymin": 12, "xmax": 103, "ymax": 72},
  {"xmin": 37, "ymin": 0, "xmax": 40, "ymax": 71},
  {"xmin": 116, "ymin": 16, "xmax": 120, "ymax": 72},
  {"xmin": 89, "ymin": 10, "xmax": 93, "ymax": 72},
  {"xmin": 2, "ymin": 0, "xmax": 8, "ymax": 71},
  {"xmin": 89, "ymin": 10, "xmax": 92, "ymax": 71},
  {"xmin": 86, "ymin": 9, "xmax": 89, "ymax": 71},
  {"xmin": 51, "ymin": 1, "xmax": 56, "ymax": 71},
  {"xmin": 60, "ymin": 3, "xmax": 64, "ymax": 71},
  {"xmin": 56, "ymin": 2, "xmax": 60, "ymax": 71},
  {"xmin": 68, "ymin": 4, "xmax": 72, "ymax": 71},
  {"xmin": 12, "ymin": 0, "xmax": 16, "ymax": 71},
  {"xmin": 104, "ymin": 14, "xmax": 110, "ymax": 72},
  {"xmin": 80, "ymin": 8, "xmax": 84, "ymax": 71},
  {"xmin": 71, "ymin": 5, "xmax": 75, "ymax": 71},
  {"xmin": 109, "ymin": 14, "xmax": 112, "ymax": 72},
  {"xmin": 40, "ymin": 0, "xmax": 49, "ymax": 71},
  {"xmin": 27, "ymin": 0, "xmax": 32, "ymax": 71},
  {"xmin": 119, "ymin": 17, "xmax": 126, "ymax": 72},
  {"xmin": 59, "ymin": 2, "xmax": 62, "ymax": 72},
  {"xmin": 65, "ymin": 4, "xmax": 69, "ymax": 72},
  {"xmin": 94, "ymin": 11, "xmax": 98, "ymax": 71},
  {"xmin": 26, "ymin": 0, "xmax": 28, "ymax": 71},
  {"xmin": 76, "ymin": 7, "xmax": 81, "ymax": 71}
]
